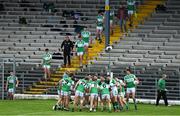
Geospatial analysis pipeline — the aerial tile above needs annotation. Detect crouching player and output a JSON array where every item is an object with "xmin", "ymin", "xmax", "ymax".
[
  {"xmin": 72, "ymin": 77, "xmax": 88, "ymax": 112},
  {"xmin": 124, "ymin": 69, "xmax": 139, "ymax": 110},
  {"xmin": 100, "ymin": 77, "xmax": 112, "ymax": 112}
]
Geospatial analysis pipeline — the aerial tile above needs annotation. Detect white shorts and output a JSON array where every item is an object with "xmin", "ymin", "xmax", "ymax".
[
  {"xmin": 43, "ymin": 65, "xmax": 50, "ymax": 69},
  {"xmin": 101, "ymin": 94, "xmax": 110, "ymax": 100},
  {"xmin": 90, "ymin": 93, "xmax": 98, "ymax": 99},
  {"xmin": 126, "ymin": 87, "xmax": 136, "ymax": 94},
  {"xmin": 77, "ymin": 52, "xmax": 83, "ymax": 56},
  {"xmin": 96, "ymin": 26, "xmax": 103, "ymax": 31},
  {"xmin": 61, "ymin": 90, "xmax": 69, "ymax": 96},
  {"xmin": 128, "ymin": 10, "xmax": 134, "ymax": 15},
  {"xmin": 84, "ymin": 43, "xmax": 89, "ymax": 47},
  {"xmin": 119, "ymin": 92, "xmax": 125, "ymax": 98},
  {"xmin": 75, "ymin": 90, "xmax": 84, "ymax": 97},
  {"xmin": 8, "ymin": 88, "xmax": 15, "ymax": 94},
  {"xmin": 112, "ymin": 88, "xmax": 118, "ymax": 96}
]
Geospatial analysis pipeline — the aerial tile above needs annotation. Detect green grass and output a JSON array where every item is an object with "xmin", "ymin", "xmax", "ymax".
[{"xmin": 0, "ymin": 100, "xmax": 180, "ymax": 115}]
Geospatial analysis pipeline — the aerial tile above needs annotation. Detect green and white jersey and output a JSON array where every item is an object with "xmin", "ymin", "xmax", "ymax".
[
  {"xmin": 75, "ymin": 40, "xmax": 85, "ymax": 52},
  {"xmin": 110, "ymin": 79, "xmax": 116, "ymax": 87},
  {"xmin": 76, "ymin": 79, "xmax": 87, "ymax": 92},
  {"xmin": 81, "ymin": 31, "xmax": 91, "ymax": 43},
  {"xmin": 7, "ymin": 76, "xmax": 18, "ymax": 89},
  {"xmin": 61, "ymin": 78, "xmax": 74, "ymax": 92},
  {"xmin": 124, "ymin": 74, "xmax": 136, "ymax": 88},
  {"xmin": 127, "ymin": 0, "xmax": 136, "ymax": 11},
  {"xmin": 110, "ymin": 11, "xmax": 114, "ymax": 21},
  {"xmin": 117, "ymin": 79, "xmax": 125, "ymax": 93},
  {"xmin": 42, "ymin": 52, "xmax": 52, "ymax": 66},
  {"xmin": 85, "ymin": 80, "xmax": 92, "ymax": 89},
  {"xmin": 100, "ymin": 82, "xmax": 110, "ymax": 95},
  {"xmin": 97, "ymin": 15, "xmax": 104, "ymax": 27},
  {"xmin": 90, "ymin": 81, "xmax": 99, "ymax": 94}
]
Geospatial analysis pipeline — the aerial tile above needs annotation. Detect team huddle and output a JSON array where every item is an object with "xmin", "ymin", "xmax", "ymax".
[{"xmin": 53, "ymin": 69, "xmax": 139, "ymax": 112}]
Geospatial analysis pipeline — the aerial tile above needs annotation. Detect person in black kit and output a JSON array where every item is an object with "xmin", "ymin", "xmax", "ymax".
[{"xmin": 61, "ymin": 36, "xmax": 74, "ymax": 67}]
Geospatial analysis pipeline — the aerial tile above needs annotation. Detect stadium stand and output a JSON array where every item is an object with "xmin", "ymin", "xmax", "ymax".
[{"xmin": 0, "ymin": 0, "xmax": 179, "ymax": 101}]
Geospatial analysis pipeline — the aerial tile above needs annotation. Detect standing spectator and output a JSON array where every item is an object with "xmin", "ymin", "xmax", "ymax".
[
  {"xmin": 42, "ymin": 48, "xmax": 52, "ymax": 79},
  {"xmin": 127, "ymin": 0, "xmax": 136, "ymax": 27},
  {"xmin": 5, "ymin": 72, "xmax": 19, "ymax": 100},
  {"xmin": 156, "ymin": 74, "xmax": 170, "ymax": 106},
  {"xmin": 61, "ymin": 36, "xmax": 74, "ymax": 67},
  {"xmin": 117, "ymin": 5, "xmax": 128, "ymax": 33}
]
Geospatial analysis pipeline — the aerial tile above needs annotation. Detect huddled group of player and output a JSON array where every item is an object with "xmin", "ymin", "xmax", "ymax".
[{"xmin": 53, "ymin": 69, "xmax": 139, "ymax": 112}]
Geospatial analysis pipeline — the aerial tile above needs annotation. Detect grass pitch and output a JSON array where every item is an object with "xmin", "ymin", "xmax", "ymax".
[{"xmin": 0, "ymin": 100, "xmax": 180, "ymax": 115}]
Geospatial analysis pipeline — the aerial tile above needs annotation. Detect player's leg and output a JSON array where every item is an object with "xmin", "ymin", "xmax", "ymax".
[
  {"xmin": 8, "ymin": 89, "xmax": 14, "ymax": 100},
  {"xmin": 90, "ymin": 94, "xmax": 94, "ymax": 112},
  {"xmin": 84, "ymin": 91, "xmax": 90, "ymax": 108},
  {"xmin": 121, "ymin": 93, "xmax": 128, "ymax": 110},
  {"xmin": 107, "ymin": 95, "xmax": 112, "ymax": 112},
  {"xmin": 67, "ymin": 52, "xmax": 71, "ymax": 67},
  {"xmin": 73, "ymin": 91, "xmax": 79, "ymax": 111},
  {"xmin": 131, "ymin": 88, "xmax": 137, "ymax": 110},
  {"xmin": 47, "ymin": 66, "xmax": 51, "ymax": 79},
  {"xmin": 128, "ymin": 11, "xmax": 134, "ymax": 27},
  {"xmin": 79, "ymin": 53, "xmax": 83, "ymax": 67},
  {"xmin": 99, "ymin": 27, "xmax": 103, "ymax": 43},
  {"xmin": 162, "ymin": 91, "xmax": 168, "ymax": 106},
  {"xmin": 112, "ymin": 90, "xmax": 119, "ymax": 112},
  {"xmin": 63, "ymin": 52, "xmax": 67, "ymax": 67},
  {"xmin": 118, "ymin": 95, "xmax": 123, "ymax": 111},
  {"xmin": 84, "ymin": 44, "xmax": 89, "ymax": 59},
  {"xmin": 156, "ymin": 90, "xmax": 161, "ymax": 106},
  {"xmin": 101, "ymin": 94, "xmax": 105, "ymax": 111},
  {"xmin": 64, "ymin": 92, "xmax": 70, "ymax": 110},
  {"xmin": 43, "ymin": 66, "xmax": 47, "ymax": 79},
  {"xmin": 126, "ymin": 88, "xmax": 130, "ymax": 109},
  {"xmin": 79, "ymin": 92, "xmax": 84, "ymax": 111},
  {"xmin": 93, "ymin": 94, "xmax": 98, "ymax": 112}
]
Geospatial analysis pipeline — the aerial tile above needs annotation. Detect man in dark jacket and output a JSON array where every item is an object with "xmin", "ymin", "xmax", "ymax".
[{"xmin": 61, "ymin": 36, "xmax": 74, "ymax": 67}]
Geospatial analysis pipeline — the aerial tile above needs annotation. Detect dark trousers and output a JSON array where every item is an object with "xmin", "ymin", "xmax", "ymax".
[
  {"xmin": 63, "ymin": 52, "xmax": 71, "ymax": 65},
  {"xmin": 156, "ymin": 90, "xmax": 168, "ymax": 106}
]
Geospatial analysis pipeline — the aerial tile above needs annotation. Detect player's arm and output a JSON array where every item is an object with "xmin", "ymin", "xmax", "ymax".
[
  {"xmin": 74, "ymin": 80, "xmax": 80, "ymax": 91},
  {"xmin": 16, "ymin": 77, "xmax": 19, "ymax": 87},
  {"xmin": 121, "ymin": 80, "xmax": 126, "ymax": 86},
  {"xmin": 59, "ymin": 80, "xmax": 62, "ymax": 90},
  {"xmin": 61, "ymin": 41, "xmax": 64, "ymax": 51},
  {"xmin": 5, "ymin": 78, "xmax": 8, "ymax": 91},
  {"xmin": 134, "ymin": 75, "xmax": 139, "ymax": 84}
]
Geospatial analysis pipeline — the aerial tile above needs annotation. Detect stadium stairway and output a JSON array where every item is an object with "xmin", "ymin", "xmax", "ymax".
[{"xmin": 24, "ymin": 0, "xmax": 165, "ymax": 94}]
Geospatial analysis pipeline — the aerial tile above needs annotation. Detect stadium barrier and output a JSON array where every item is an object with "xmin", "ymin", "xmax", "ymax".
[{"xmin": 14, "ymin": 94, "xmax": 180, "ymax": 105}]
